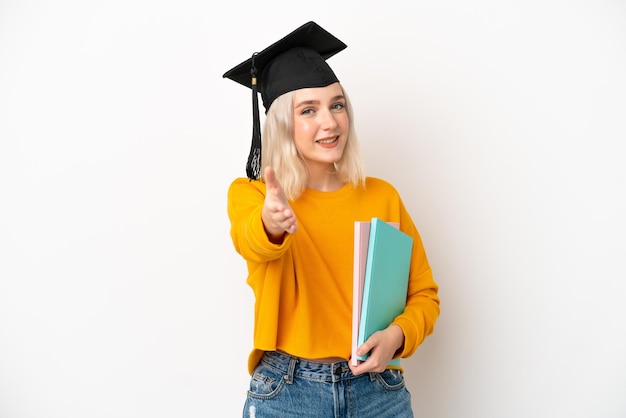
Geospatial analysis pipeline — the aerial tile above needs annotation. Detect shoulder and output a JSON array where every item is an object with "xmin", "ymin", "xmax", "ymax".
[
  {"xmin": 228, "ymin": 177, "xmax": 266, "ymax": 194},
  {"xmin": 228, "ymin": 178, "xmax": 268, "ymax": 205},
  {"xmin": 364, "ymin": 176, "xmax": 401, "ymax": 196}
]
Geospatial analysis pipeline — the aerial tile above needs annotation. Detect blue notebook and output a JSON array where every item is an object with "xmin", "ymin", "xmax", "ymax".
[{"xmin": 356, "ymin": 217, "xmax": 413, "ymax": 363}]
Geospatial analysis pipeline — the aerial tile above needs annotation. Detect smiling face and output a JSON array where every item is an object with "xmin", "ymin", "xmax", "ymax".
[{"xmin": 292, "ymin": 82, "xmax": 349, "ymax": 174}]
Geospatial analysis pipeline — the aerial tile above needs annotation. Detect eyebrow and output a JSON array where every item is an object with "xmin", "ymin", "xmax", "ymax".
[{"xmin": 294, "ymin": 95, "xmax": 346, "ymax": 108}]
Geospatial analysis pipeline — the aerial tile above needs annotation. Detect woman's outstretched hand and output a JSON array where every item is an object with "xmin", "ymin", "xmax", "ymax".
[{"xmin": 262, "ymin": 166, "xmax": 298, "ymax": 241}]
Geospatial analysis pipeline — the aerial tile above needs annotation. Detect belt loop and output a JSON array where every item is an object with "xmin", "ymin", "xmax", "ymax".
[
  {"xmin": 368, "ymin": 372, "xmax": 377, "ymax": 381},
  {"xmin": 285, "ymin": 355, "xmax": 297, "ymax": 384}
]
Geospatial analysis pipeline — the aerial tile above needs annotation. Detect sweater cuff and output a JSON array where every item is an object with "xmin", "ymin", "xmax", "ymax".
[{"xmin": 248, "ymin": 207, "xmax": 292, "ymax": 253}]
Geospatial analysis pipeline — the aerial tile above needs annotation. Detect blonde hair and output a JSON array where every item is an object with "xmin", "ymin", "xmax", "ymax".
[{"xmin": 261, "ymin": 85, "xmax": 366, "ymax": 201}]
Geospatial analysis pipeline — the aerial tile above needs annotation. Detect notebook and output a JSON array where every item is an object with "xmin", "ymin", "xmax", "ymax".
[{"xmin": 353, "ymin": 218, "xmax": 413, "ymax": 365}]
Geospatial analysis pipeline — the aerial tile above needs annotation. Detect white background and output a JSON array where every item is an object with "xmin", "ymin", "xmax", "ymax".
[{"xmin": 1, "ymin": 1, "xmax": 625, "ymax": 417}]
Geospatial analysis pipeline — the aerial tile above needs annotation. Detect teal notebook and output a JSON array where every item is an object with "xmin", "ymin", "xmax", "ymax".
[{"xmin": 356, "ymin": 217, "xmax": 413, "ymax": 364}]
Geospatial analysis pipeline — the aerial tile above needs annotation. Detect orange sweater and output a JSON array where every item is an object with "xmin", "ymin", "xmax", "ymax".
[{"xmin": 227, "ymin": 176, "xmax": 440, "ymax": 374}]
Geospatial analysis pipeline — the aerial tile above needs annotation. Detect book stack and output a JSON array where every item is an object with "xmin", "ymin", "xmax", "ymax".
[{"xmin": 351, "ymin": 218, "xmax": 413, "ymax": 366}]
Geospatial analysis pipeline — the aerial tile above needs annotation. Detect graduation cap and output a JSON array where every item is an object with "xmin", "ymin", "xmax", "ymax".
[{"xmin": 223, "ymin": 21, "xmax": 347, "ymax": 180}]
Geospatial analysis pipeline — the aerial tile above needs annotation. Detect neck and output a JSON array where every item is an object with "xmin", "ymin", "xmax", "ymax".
[{"xmin": 306, "ymin": 166, "xmax": 345, "ymax": 192}]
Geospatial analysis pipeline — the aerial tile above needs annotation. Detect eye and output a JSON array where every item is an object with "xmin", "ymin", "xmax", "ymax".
[
  {"xmin": 300, "ymin": 107, "xmax": 315, "ymax": 115},
  {"xmin": 331, "ymin": 102, "xmax": 346, "ymax": 111}
]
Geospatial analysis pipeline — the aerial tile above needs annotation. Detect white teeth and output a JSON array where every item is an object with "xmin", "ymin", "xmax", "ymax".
[{"xmin": 317, "ymin": 137, "xmax": 337, "ymax": 144}]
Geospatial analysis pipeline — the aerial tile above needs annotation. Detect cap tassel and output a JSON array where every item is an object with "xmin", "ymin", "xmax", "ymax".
[{"xmin": 246, "ymin": 52, "xmax": 261, "ymax": 180}]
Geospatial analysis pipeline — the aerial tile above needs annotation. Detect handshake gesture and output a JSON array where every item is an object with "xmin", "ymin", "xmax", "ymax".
[{"xmin": 261, "ymin": 167, "xmax": 298, "ymax": 241}]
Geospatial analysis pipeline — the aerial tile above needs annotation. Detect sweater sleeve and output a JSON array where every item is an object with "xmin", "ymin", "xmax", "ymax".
[
  {"xmin": 227, "ymin": 178, "xmax": 293, "ymax": 263},
  {"xmin": 392, "ymin": 198, "xmax": 440, "ymax": 358}
]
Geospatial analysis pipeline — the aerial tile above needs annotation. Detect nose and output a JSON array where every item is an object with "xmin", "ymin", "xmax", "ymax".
[{"xmin": 319, "ymin": 109, "xmax": 338, "ymax": 130}]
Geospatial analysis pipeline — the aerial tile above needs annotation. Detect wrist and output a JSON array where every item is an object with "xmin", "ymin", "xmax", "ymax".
[
  {"xmin": 264, "ymin": 225, "xmax": 285, "ymax": 243},
  {"xmin": 389, "ymin": 324, "xmax": 405, "ymax": 355}
]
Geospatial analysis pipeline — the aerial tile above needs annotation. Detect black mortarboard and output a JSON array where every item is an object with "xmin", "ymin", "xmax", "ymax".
[{"xmin": 223, "ymin": 21, "xmax": 347, "ymax": 180}]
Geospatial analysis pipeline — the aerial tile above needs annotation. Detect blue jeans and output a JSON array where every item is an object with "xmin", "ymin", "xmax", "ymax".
[{"xmin": 242, "ymin": 351, "xmax": 414, "ymax": 418}]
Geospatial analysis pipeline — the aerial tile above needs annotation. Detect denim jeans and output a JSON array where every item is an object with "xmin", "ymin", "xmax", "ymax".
[{"xmin": 242, "ymin": 351, "xmax": 414, "ymax": 418}]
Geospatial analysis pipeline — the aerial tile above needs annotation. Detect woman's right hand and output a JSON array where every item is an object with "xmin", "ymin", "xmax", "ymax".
[{"xmin": 262, "ymin": 166, "xmax": 298, "ymax": 242}]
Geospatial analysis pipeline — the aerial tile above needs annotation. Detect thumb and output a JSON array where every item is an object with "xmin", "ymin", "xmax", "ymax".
[{"xmin": 264, "ymin": 166, "xmax": 278, "ymax": 190}]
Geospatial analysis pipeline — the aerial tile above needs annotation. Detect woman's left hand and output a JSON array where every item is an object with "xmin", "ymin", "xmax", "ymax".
[{"xmin": 348, "ymin": 324, "xmax": 404, "ymax": 375}]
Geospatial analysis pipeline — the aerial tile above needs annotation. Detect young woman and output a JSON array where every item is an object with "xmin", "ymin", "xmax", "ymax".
[{"xmin": 224, "ymin": 21, "xmax": 440, "ymax": 418}]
